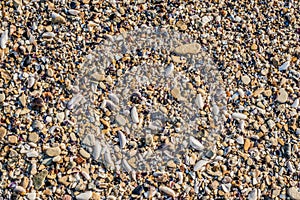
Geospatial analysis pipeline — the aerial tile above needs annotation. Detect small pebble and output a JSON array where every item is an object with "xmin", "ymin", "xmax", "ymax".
[{"xmin": 76, "ymin": 191, "xmax": 93, "ymax": 200}]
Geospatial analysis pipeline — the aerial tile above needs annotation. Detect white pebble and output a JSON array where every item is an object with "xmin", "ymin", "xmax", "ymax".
[
  {"xmin": 76, "ymin": 191, "xmax": 93, "ymax": 200},
  {"xmin": 232, "ymin": 112, "xmax": 247, "ymax": 120},
  {"xmin": 194, "ymin": 160, "xmax": 209, "ymax": 171},
  {"xmin": 279, "ymin": 61, "xmax": 290, "ymax": 71},
  {"xmin": 195, "ymin": 93, "xmax": 204, "ymax": 109},
  {"xmin": 0, "ymin": 30, "xmax": 8, "ymax": 49},
  {"xmin": 189, "ymin": 136, "xmax": 204, "ymax": 151},
  {"xmin": 131, "ymin": 106, "xmax": 139, "ymax": 123},
  {"xmin": 291, "ymin": 98, "xmax": 299, "ymax": 108}
]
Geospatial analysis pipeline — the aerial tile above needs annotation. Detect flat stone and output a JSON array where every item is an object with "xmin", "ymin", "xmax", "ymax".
[
  {"xmin": 288, "ymin": 187, "xmax": 300, "ymax": 200},
  {"xmin": 45, "ymin": 146, "xmax": 61, "ymax": 157},
  {"xmin": 27, "ymin": 192, "xmax": 36, "ymax": 200},
  {"xmin": 82, "ymin": 134, "xmax": 95, "ymax": 146},
  {"xmin": 0, "ymin": 127, "xmax": 7, "ymax": 140},
  {"xmin": 27, "ymin": 150, "xmax": 39, "ymax": 158},
  {"xmin": 58, "ymin": 176, "xmax": 70, "ymax": 186},
  {"xmin": 174, "ymin": 43, "xmax": 201, "ymax": 55},
  {"xmin": 56, "ymin": 112, "xmax": 65, "ymax": 122},
  {"xmin": 0, "ymin": 93, "xmax": 5, "ymax": 103},
  {"xmin": 241, "ymin": 75, "xmax": 251, "ymax": 85},
  {"xmin": 236, "ymin": 136, "xmax": 244, "ymax": 144},
  {"xmin": 248, "ymin": 188, "xmax": 258, "ymax": 200},
  {"xmin": 28, "ymin": 132, "xmax": 39, "ymax": 143},
  {"xmin": 277, "ymin": 88, "xmax": 288, "ymax": 103},
  {"xmin": 8, "ymin": 135, "xmax": 18, "ymax": 144},
  {"xmin": 33, "ymin": 170, "xmax": 48, "ymax": 190}
]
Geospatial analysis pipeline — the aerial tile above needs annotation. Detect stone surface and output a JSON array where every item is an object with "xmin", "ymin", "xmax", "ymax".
[{"xmin": 45, "ymin": 147, "xmax": 61, "ymax": 157}]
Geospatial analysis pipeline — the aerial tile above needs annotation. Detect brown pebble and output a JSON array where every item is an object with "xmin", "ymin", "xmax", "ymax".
[
  {"xmin": 244, "ymin": 138, "xmax": 251, "ymax": 152},
  {"xmin": 8, "ymin": 135, "xmax": 18, "ymax": 144},
  {"xmin": 0, "ymin": 127, "xmax": 7, "ymax": 140}
]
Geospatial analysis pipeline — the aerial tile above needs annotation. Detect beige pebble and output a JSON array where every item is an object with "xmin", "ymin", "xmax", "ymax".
[
  {"xmin": 28, "ymin": 132, "xmax": 39, "ymax": 143},
  {"xmin": 79, "ymin": 148, "xmax": 91, "ymax": 159},
  {"xmin": 0, "ymin": 93, "xmax": 5, "ymax": 103},
  {"xmin": 241, "ymin": 75, "xmax": 251, "ymax": 85},
  {"xmin": 277, "ymin": 88, "xmax": 288, "ymax": 103},
  {"xmin": 0, "ymin": 127, "xmax": 7, "ymax": 140},
  {"xmin": 287, "ymin": 187, "xmax": 300, "ymax": 200},
  {"xmin": 8, "ymin": 135, "xmax": 18, "ymax": 144},
  {"xmin": 251, "ymin": 43, "xmax": 258, "ymax": 50},
  {"xmin": 174, "ymin": 43, "xmax": 201, "ymax": 55},
  {"xmin": 46, "ymin": 146, "xmax": 61, "ymax": 157}
]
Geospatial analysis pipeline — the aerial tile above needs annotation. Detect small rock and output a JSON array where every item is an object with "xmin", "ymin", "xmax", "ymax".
[
  {"xmin": 291, "ymin": 98, "xmax": 299, "ymax": 108},
  {"xmin": 14, "ymin": 186, "xmax": 26, "ymax": 194},
  {"xmin": 0, "ymin": 127, "xmax": 7, "ymax": 140},
  {"xmin": 115, "ymin": 114, "xmax": 126, "ymax": 126},
  {"xmin": 45, "ymin": 146, "xmax": 61, "ymax": 157},
  {"xmin": 132, "ymin": 185, "xmax": 144, "ymax": 195},
  {"xmin": 28, "ymin": 132, "xmax": 39, "ymax": 143},
  {"xmin": 236, "ymin": 136, "xmax": 244, "ymax": 144},
  {"xmin": 63, "ymin": 194, "xmax": 72, "ymax": 200},
  {"xmin": 82, "ymin": 134, "xmax": 95, "ymax": 146},
  {"xmin": 279, "ymin": 61, "xmax": 290, "ymax": 71},
  {"xmin": 58, "ymin": 176, "xmax": 70, "ymax": 186},
  {"xmin": 0, "ymin": 93, "xmax": 5, "ymax": 103},
  {"xmin": 248, "ymin": 189, "xmax": 258, "ymax": 200},
  {"xmin": 27, "ymin": 192, "xmax": 36, "ymax": 200},
  {"xmin": 202, "ymin": 16, "xmax": 213, "ymax": 26},
  {"xmin": 288, "ymin": 187, "xmax": 300, "ymax": 200},
  {"xmin": 56, "ymin": 112, "xmax": 65, "ymax": 123},
  {"xmin": 8, "ymin": 135, "xmax": 18, "ymax": 144},
  {"xmin": 241, "ymin": 75, "xmax": 251, "ymax": 85},
  {"xmin": 52, "ymin": 12, "xmax": 66, "ymax": 23},
  {"xmin": 0, "ymin": 30, "xmax": 8, "ymax": 49},
  {"xmin": 159, "ymin": 186, "xmax": 176, "ymax": 198},
  {"xmin": 251, "ymin": 43, "xmax": 258, "ymax": 50},
  {"xmin": 79, "ymin": 148, "xmax": 90, "ymax": 159},
  {"xmin": 47, "ymin": 68, "xmax": 54, "ymax": 77},
  {"xmin": 244, "ymin": 138, "xmax": 251, "ymax": 152},
  {"xmin": 131, "ymin": 106, "xmax": 139, "ymax": 123},
  {"xmin": 194, "ymin": 160, "xmax": 209, "ymax": 171},
  {"xmin": 27, "ymin": 150, "xmax": 39, "ymax": 158},
  {"xmin": 76, "ymin": 191, "xmax": 93, "ymax": 200},
  {"xmin": 232, "ymin": 112, "xmax": 247, "ymax": 120},
  {"xmin": 21, "ymin": 177, "xmax": 29, "ymax": 189},
  {"xmin": 42, "ymin": 32, "xmax": 55, "ymax": 39},
  {"xmin": 174, "ymin": 43, "xmax": 201, "ymax": 55},
  {"xmin": 33, "ymin": 170, "xmax": 48, "ymax": 190},
  {"xmin": 277, "ymin": 88, "xmax": 288, "ymax": 103},
  {"xmin": 19, "ymin": 93, "xmax": 27, "ymax": 107}
]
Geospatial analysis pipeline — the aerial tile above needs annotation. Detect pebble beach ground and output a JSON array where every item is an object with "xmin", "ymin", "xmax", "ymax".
[{"xmin": 0, "ymin": 0, "xmax": 300, "ymax": 199}]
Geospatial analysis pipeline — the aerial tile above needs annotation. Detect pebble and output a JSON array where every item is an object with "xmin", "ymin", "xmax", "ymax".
[
  {"xmin": 8, "ymin": 135, "xmax": 18, "ymax": 144},
  {"xmin": 241, "ymin": 75, "xmax": 251, "ymax": 85},
  {"xmin": 27, "ymin": 193, "xmax": 37, "ymax": 200},
  {"xmin": 277, "ymin": 88, "xmax": 288, "ymax": 103},
  {"xmin": 0, "ymin": 93, "xmax": 5, "ymax": 103},
  {"xmin": 232, "ymin": 112, "xmax": 247, "ymax": 120},
  {"xmin": 279, "ymin": 61, "xmax": 290, "ymax": 71},
  {"xmin": 248, "ymin": 189, "xmax": 258, "ymax": 200},
  {"xmin": 236, "ymin": 136, "xmax": 244, "ymax": 145},
  {"xmin": 287, "ymin": 187, "xmax": 300, "ymax": 200},
  {"xmin": 79, "ymin": 148, "xmax": 91, "ymax": 159},
  {"xmin": 118, "ymin": 131, "xmax": 127, "ymax": 149},
  {"xmin": 174, "ymin": 43, "xmax": 201, "ymax": 55},
  {"xmin": 291, "ymin": 98, "xmax": 299, "ymax": 108},
  {"xmin": 28, "ymin": 132, "xmax": 39, "ymax": 143},
  {"xmin": 0, "ymin": 127, "xmax": 7, "ymax": 140},
  {"xmin": 0, "ymin": 30, "xmax": 8, "ymax": 49},
  {"xmin": 131, "ymin": 106, "xmax": 139, "ymax": 123},
  {"xmin": 76, "ymin": 191, "xmax": 93, "ymax": 200},
  {"xmin": 45, "ymin": 147, "xmax": 61, "ymax": 157},
  {"xmin": 33, "ymin": 170, "xmax": 48, "ymax": 190},
  {"xmin": 115, "ymin": 114, "xmax": 126, "ymax": 126},
  {"xmin": 27, "ymin": 151, "xmax": 39, "ymax": 158},
  {"xmin": 194, "ymin": 160, "xmax": 209, "ymax": 172},
  {"xmin": 189, "ymin": 136, "xmax": 204, "ymax": 151},
  {"xmin": 159, "ymin": 186, "xmax": 176, "ymax": 198},
  {"xmin": 244, "ymin": 138, "xmax": 251, "ymax": 152},
  {"xmin": 51, "ymin": 12, "xmax": 66, "ymax": 24},
  {"xmin": 14, "ymin": 186, "xmax": 26, "ymax": 194}
]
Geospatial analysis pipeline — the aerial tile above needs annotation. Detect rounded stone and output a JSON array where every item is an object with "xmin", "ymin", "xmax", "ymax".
[
  {"xmin": 28, "ymin": 132, "xmax": 39, "ymax": 143},
  {"xmin": 45, "ymin": 146, "xmax": 61, "ymax": 157}
]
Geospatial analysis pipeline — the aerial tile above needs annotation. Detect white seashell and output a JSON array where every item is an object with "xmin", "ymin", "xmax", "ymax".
[
  {"xmin": 0, "ymin": 30, "xmax": 8, "ymax": 49},
  {"xmin": 291, "ymin": 98, "xmax": 299, "ymax": 108},
  {"xmin": 27, "ymin": 76, "xmax": 35, "ymax": 88},
  {"xmin": 92, "ymin": 139, "xmax": 101, "ymax": 160},
  {"xmin": 131, "ymin": 106, "xmax": 139, "ymax": 123},
  {"xmin": 122, "ymin": 159, "xmax": 132, "ymax": 173},
  {"xmin": 195, "ymin": 93, "xmax": 204, "ymax": 109},
  {"xmin": 193, "ymin": 160, "xmax": 209, "ymax": 171},
  {"xmin": 76, "ymin": 191, "xmax": 92, "ymax": 200},
  {"xmin": 165, "ymin": 63, "xmax": 174, "ymax": 77},
  {"xmin": 81, "ymin": 171, "xmax": 91, "ymax": 181},
  {"xmin": 159, "ymin": 186, "xmax": 176, "ymax": 198},
  {"xmin": 279, "ymin": 61, "xmax": 289, "ymax": 71},
  {"xmin": 189, "ymin": 136, "xmax": 204, "ymax": 151},
  {"xmin": 118, "ymin": 131, "xmax": 127, "ymax": 149},
  {"xmin": 232, "ymin": 112, "xmax": 247, "ymax": 120},
  {"xmin": 108, "ymin": 93, "xmax": 119, "ymax": 105}
]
